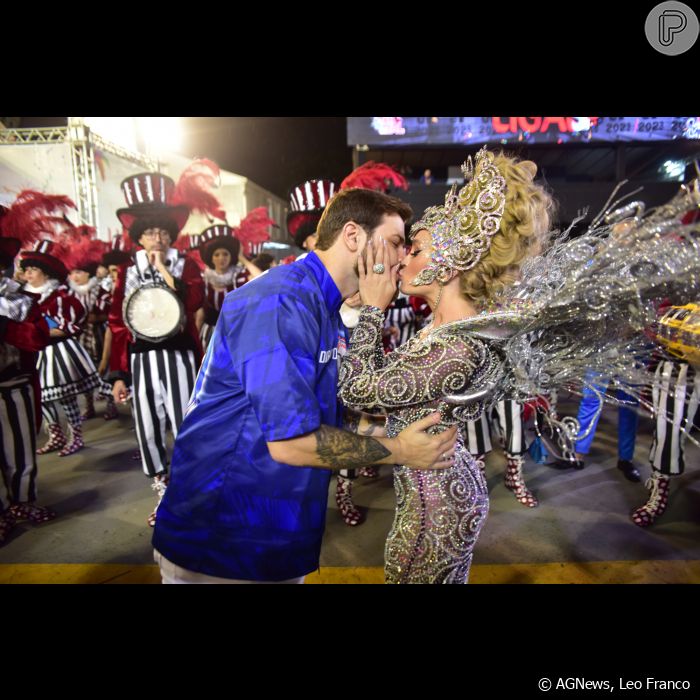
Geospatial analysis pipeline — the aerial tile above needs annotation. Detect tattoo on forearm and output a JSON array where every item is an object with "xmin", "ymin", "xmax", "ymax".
[{"xmin": 315, "ymin": 426, "xmax": 390, "ymax": 468}]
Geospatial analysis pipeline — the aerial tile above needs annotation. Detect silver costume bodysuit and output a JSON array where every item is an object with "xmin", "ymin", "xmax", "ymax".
[{"xmin": 338, "ymin": 306, "xmax": 498, "ymax": 584}]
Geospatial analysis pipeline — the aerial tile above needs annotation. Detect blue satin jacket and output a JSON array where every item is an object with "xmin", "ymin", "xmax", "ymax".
[{"xmin": 153, "ymin": 252, "xmax": 346, "ymax": 581}]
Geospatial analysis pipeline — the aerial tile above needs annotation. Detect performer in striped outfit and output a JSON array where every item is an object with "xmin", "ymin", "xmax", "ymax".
[
  {"xmin": 98, "ymin": 236, "xmax": 134, "ymax": 379},
  {"xmin": 67, "ymin": 236, "xmax": 119, "ymax": 421},
  {"xmin": 195, "ymin": 224, "xmax": 254, "ymax": 350},
  {"xmin": 631, "ymin": 206, "xmax": 700, "ymax": 526},
  {"xmin": 108, "ymin": 173, "xmax": 204, "ymax": 527},
  {"xmin": 20, "ymin": 240, "xmax": 100, "ymax": 457},
  {"xmin": 0, "ymin": 229, "xmax": 55, "ymax": 543},
  {"xmin": 631, "ymin": 357, "xmax": 699, "ymax": 526},
  {"xmin": 463, "ymin": 398, "xmax": 538, "ymax": 507}
]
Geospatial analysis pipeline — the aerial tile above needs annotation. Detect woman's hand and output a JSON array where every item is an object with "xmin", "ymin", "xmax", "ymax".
[{"xmin": 358, "ymin": 237, "xmax": 398, "ymax": 311}]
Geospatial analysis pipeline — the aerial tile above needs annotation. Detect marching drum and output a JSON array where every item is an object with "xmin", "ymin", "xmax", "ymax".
[{"xmin": 123, "ymin": 283, "xmax": 185, "ymax": 343}]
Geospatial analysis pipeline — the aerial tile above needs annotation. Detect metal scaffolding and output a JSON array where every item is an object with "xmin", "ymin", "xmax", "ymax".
[
  {"xmin": 68, "ymin": 119, "xmax": 99, "ymax": 229},
  {"xmin": 0, "ymin": 127, "xmax": 68, "ymax": 144},
  {"xmin": 1, "ymin": 121, "xmax": 158, "ymax": 230}
]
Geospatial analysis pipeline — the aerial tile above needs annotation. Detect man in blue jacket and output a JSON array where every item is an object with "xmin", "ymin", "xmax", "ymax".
[{"xmin": 153, "ymin": 187, "xmax": 458, "ymax": 583}]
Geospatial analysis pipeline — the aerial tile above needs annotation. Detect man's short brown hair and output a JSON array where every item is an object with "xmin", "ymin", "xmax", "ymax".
[{"xmin": 314, "ymin": 188, "xmax": 412, "ymax": 251}]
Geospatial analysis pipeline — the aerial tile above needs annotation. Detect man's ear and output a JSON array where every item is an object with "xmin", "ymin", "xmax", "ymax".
[{"xmin": 342, "ymin": 221, "xmax": 364, "ymax": 253}]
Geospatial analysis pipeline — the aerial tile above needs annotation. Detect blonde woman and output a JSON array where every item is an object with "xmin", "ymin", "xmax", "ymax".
[{"xmin": 338, "ymin": 149, "xmax": 554, "ymax": 583}]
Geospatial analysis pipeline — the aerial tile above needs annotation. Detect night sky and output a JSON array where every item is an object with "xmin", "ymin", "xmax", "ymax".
[
  {"xmin": 19, "ymin": 117, "xmax": 353, "ymax": 200},
  {"xmin": 182, "ymin": 118, "xmax": 351, "ymax": 199}
]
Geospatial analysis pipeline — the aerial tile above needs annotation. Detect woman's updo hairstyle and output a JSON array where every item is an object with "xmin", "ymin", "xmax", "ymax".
[{"xmin": 458, "ymin": 152, "xmax": 555, "ymax": 307}]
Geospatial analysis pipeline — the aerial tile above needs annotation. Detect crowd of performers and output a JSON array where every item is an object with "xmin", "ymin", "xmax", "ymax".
[{"xmin": 0, "ymin": 156, "xmax": 698, "ymax": 575}]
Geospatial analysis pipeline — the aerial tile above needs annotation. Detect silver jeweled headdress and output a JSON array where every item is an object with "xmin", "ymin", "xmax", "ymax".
[{"xmin": 409, "ymin": 147, "xmax": 506, "ymax": 286}]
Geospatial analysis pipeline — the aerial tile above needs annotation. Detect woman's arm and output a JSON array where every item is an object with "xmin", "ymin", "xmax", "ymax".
[
  {"xmin": 238, "ymin": 252, "xmax": 263, "ymax": 279},
  {"xmin": 98, "ymin": 327, "xmax": 112, "ymax": 375},
  {"xmin": 195, "ymin": 307, "xmax": 205, "ymax": 333},
  {"xmin": 339, "ymin": 320, "xmax": 485, "ymax": 412}
]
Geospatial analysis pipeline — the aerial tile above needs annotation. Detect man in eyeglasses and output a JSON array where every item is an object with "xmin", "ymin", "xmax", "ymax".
[{"xmin": 107, "ymin": 173, "xmax": 204, "ymax": 527}]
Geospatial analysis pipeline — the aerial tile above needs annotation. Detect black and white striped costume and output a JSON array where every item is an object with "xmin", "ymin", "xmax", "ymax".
[
  {"xmin": 131, "ymin": 348, "xmax": 197, "ymax": 476},
  {"xmin": 25, "ymin": 280, "xmax": 100, "ymax": 424},
  {"xmin": 0, "ymin": 382, "xmax": 38, "ymax": 509},
  {"xmin": 649, "ymin": 360, "xmax": 700, "ymax": 475},
  {"xmin": 0, "ymin": 278, "xmax": 46, "ymax": 510},
  {"xmin": 384, "ymin": 294, "xmax": 420, "ymax": 348},
  {"xmin": 464, "ymin": 399, "xmax": 528, "ymax": 457},
  {"xmin": 108, "ymin": 248, "xmax": 203, "ymax": 478},
  {"xmin": 68, "ymin": 277, "xmax": 104, "ymax": 362},
  {"xmin": 68, "ymin": 277, "xmax": 113, "ymax": 401}
]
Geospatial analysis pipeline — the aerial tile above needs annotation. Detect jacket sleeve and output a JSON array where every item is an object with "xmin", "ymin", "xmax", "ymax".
[
  {"xmin": 0, "ymin": 286, "xmax": 34, "ymax": 322},
  {"xmin": 94, "ymin": 286, "xmax": 112, "ymax": 315},
  {"xmin": 0, "ymin": 303, "xmax": 50, "ymax": 352}
]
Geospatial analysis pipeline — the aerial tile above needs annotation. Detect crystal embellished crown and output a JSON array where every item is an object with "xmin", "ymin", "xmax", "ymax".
[{"xmin": 410, "ymin": 147, "xmax": 507, "ymax": 285}]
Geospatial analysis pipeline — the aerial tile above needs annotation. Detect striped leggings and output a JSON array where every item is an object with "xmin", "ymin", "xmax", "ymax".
[
  {"xmin": 649, "ymin": 360, "xmax": 700, "ymax": 475},
  {"xmin": 42, "ymin": 394, "xmax": 81, "ymax": 427},
  {"xmin": 464, "ymin": 400, "xmax": 527, "ymax": 457},
  {"xmin": 130, "ymin": 349, "xmax": 197, "ymax": 478},
  {"xmin": 0, "ymin": 382, "xmax": 39, "ymax": 509}
]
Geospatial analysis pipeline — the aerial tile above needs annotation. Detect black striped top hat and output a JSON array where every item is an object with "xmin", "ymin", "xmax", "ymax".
[
  {"xmin": 117, "ymin": 173, "xmax": 189, "ymax": 237},
  {"xmin": 287, "ymin": 179, "xmax": 337, "ymax": 248},
  {"xmin": 19, "ymin": 239, "xmax": 69, "ymax": 281},
  {"xmin": 199, "ymin": 224, "xmax": 240, "ymax": 269}
]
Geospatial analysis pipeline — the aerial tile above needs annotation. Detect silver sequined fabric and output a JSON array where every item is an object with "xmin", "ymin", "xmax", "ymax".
[{"xmin": 338, "ymin": 307, "xmax": 497, "ymax": 583}]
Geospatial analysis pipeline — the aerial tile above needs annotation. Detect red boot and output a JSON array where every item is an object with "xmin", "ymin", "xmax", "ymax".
[
  {"xmin": 336, "ymin": 475, "xmax": 363, "ymax": 526},
  {"xmin": 504, "ymin": 454, "xmax": 539, "ymax": 507},
  {"xmin": 36, "ymin": 423, "xmax": 67, "ymax": 455},
  {"xmin": 631, "ymin": 472, "xmax": 670, "ymax": 527},
  {"xmin": 59, "ymin": 422, "xmax": 84, "ymax": 456}
]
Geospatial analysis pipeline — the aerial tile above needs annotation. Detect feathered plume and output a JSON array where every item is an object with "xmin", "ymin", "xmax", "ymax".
[
  {"xmin": 340, "ymin": 162, "xmax": 409, "ymax": 192},
  {"xmin": 172, "ymin": 158, "xmax": 227, "ymax": 222},
  {"xmin": 235, "ymin": 207, "xmax": 276, "ymax": 257},
  {"xmin": 60, "ymin": 231, "xmax": 109, "ymax": 272},
  {"xmin": 0, "ymin": 190, "xmax": 77, "ymax": 247}
]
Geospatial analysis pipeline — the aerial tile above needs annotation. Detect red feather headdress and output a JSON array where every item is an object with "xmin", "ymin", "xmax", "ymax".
[
  {"xmin": 172, "ymin": 158, "xmax": 227, "ymax": 222},
  {"xmin": 340, "ymin": 162, "xmax": 409, "ymax": 192},
  {"xmin": 235, "ymin": 207, "xmax": 276, "ymax": 257},
  {"xmin": 0, "ymin": 190, "xmax": 77, "ymax": 248}
]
